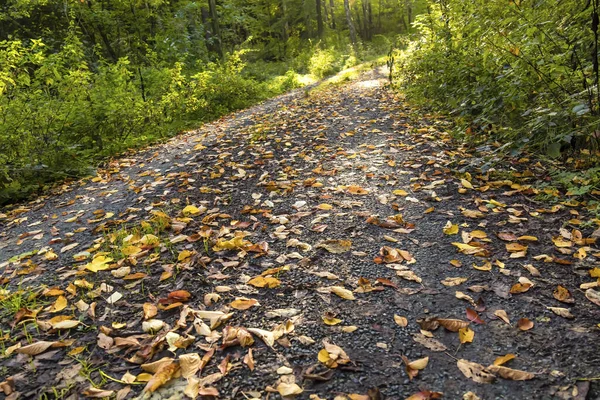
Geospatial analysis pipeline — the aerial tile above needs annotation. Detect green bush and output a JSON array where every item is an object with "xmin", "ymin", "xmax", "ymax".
[{"xmin": 398, "ymin": 0, "xmax": 600, "ymax": 156}]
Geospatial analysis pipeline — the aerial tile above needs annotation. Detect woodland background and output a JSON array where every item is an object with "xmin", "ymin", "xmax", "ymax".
[{"xmin": 1, "ymin": 0, "xmax": 600, "ymax": 204}]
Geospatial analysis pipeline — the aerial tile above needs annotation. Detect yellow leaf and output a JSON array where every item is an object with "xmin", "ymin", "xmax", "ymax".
[
  {"xmin": 85, "ymin": 255, "xmax": 112, "ymax": 272},
  {"xmin": 443, "ymin": 221, "xmax": 459, "ymax": 235},
  {"xmin": 458, "ymin": 327, "xmax": 474, "ymax": 344},
  {"xmin": 122, "ymin": 246, "xmax": 142, "ymax": 256},
  {"xmin": 247, "ymin": 276, "xmax": 281, "ymax": 288},
  {"xmin": 45, "ymin": 250, "xmax": 58, "ymax": 261},
  {"xmin": 393, "ymin": 189, "xmax": 408, "ymax": 196},
  {"xmin": 330, "ymin": 286, "xmax": 355, "ymax": 300},
  {"xmin": 472, "ymin": 261, "xmax": 492, "ymax": 271},
  {"xmin": 461, "ymin": 179, "xmax": 473, "ymax": 189},
  {"xmin": 50, "ymin": 295, "xmax": 68, "ymax": 313},
  {"xmin": 394, "ymin": 315, "xmax": 408, "ymax": 327},
  {"xmin": 493, "ymin": 353, "xmax": 516, "ymax": 366},
  {"xmin": 230, "ymin": 298, "xmax": 259, "ymax": 310},
  {"xmin": 178, "ymin": 250, "xmax": 194, "ymax": 261},
  {"xmin": 322, "ymin": 316, "xmax": 343, "ymax": 325},
  {"xmin": 316, "ymin": 203, "xmax": 333, "ymax": 210},
  {"xmin": 213, "ymin": 235, "xmax": 251, "ymax": 251},
  {"xmin": 182, "ymin": 205, "xmax": 202, "ymax": 216}
]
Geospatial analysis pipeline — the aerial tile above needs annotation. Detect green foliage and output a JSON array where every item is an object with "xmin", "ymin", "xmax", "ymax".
[
  {"xmin": 398, "ymin": 0, "xmax": 600, "ymax": 158},
  {"xmin": 0, "ymin": 0, "xmax": 414, "ymax": 204}
]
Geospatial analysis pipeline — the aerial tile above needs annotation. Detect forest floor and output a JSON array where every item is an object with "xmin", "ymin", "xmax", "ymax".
[{"xmin": 0, "ymin": 67, "xmax": 599, "ymax": 400}]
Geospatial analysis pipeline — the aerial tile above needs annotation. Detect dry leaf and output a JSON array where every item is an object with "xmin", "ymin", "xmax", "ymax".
[
  {"xmin": 459, "ymin": 327, "xmax": 474, "ymax": 344},
  {"xmin": 247, "ymin": 328, "xmax": 275, "ymax": 347},
  {"xmin": 316, "ymin": 239, "xmax": 352, "ymax": 253},
  {"xmin": 394, "ymin": 315, "xmax": 408, "ymax": 327},
  {"xmin": 547, "ymin": 307, "xmax": 574, "ymax": 319},
  {"xmin": 412, "ymin": 333, "xmax": 447, "ymax": 352},
  {"xmin": 517, "ymin": 318, "xmax": 534, "ymax": 331},
  {"xmin": 456, "ymin": 359, "xmax": 495, "ymax": 384},
  {"xmin": 330, "ymin": 286, "xmax": 356, "ymax": 300},
  {"xmin": 277, "ymin": 382, "xmax": 304, "ymax": 396},
  {"xmin": 437, "ymin": 318, "xmax": 470, "ymax": 332},
  {"xmin": 585, "ymin": 289, "xmax": 600, "ymax": 306},
  {"xmin": 493, "ymin": 354, "xmax": 516, "ymax": 366},
  {"xmin": 143, "ymin": 361, "xmax": 180, "ymax": 393},
  {"xmin": 15, "ymin": 341, "xmax": 56, "ymax": 356},
  {"xmin": 230, "ymin": 298, "xmax": 259, "ymax": 310},
  {"xmin": 494, "ymin": 310, "xmax": 510, "ymax": 325},
  {"xmin": 486, "ymin": 365, "xmax": 534, "ymax": 381}
]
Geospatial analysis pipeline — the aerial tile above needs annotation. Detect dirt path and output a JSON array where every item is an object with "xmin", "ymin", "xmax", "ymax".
[{"xmin": 1, "ymin": 67, "xmax": 599, "ymax": 400}]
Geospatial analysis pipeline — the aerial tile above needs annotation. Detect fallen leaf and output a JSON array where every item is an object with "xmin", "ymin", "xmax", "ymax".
[
  {"xmin": 437, "ymin": 318, "xmax": 470, "ymax": 332},
  {"xmin": 486, "ymin": 365, "xmax": 534, "ymax": 381},
  {"xmin": 15, "ymin": 341, "xmax": 56, "ymax": 356},
  {"xmin": 585, "ymin": 289, "xmax": 600, "ymax": 306},
  {"xmin": 316, "ymin": 239, "xmax": 352, "ymax": 253},
  {"xmin": 330, "ymin": 286, "xmax": 356, "ymax": 300},
  {"xmin": 230, "ymin": 298, "xmax": 259, "ymax": 310},
  {"xmin": 143, "ymin": 361, "xmax": 180, "ymax": 393},
  {"xmin": 518, "ymin": 318, "xmax": 534, "ymax": 331},
  {"xmin": 413, "ymin": 333, "xmax": 447, "ymax": 351},
  {"xmin": 493, "ymin": 354, "xmax": 516, "ymax": 366},
  {"xmin": 402, "ymin": 356, "xmax": 429, "ymax": 380},
  {"xmin": 553, "ymin": 286, "xmax": 574, "ymax": 304},
  {"xmin": 277, "ymin": 382, "xmax": 303, "ymax": 396},
  {"xmin": 547, "ymin": 307, "xmax": 574, "ymax": 319},
  {"xmin": 459, "ymin": 327, "xmax": 474, "ymax": 344},
  {"xmin": 494, "ymin": 310, "xmax": 510, "ymax": 325},
  {"xmin": 394, "ymin": 315, "xmax": 408, "ymax": 327},
  {"xmin": 456, "ymin": 359, "xmax": 495, "ymax": 384}
]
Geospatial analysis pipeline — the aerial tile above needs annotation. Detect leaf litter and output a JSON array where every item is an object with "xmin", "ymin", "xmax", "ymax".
[{"xmin": 0, "ymin": 68, "xmax": 598, "ymax": 399}]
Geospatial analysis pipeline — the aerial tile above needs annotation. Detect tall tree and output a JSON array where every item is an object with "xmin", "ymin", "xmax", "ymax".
[
  {"xmin": 329, "ymin": 0, "xmax": 336, "ymax": 29},
  {"xmin": 208, "ymin": 0, "xmax": 223, "ymax": 58},
  {"xmin": 316, "ymin": 0, "xmax": 324, "ymax": 38},
  {"xmin": 344, "ymin": 0, "xmax": 357, "ymax": 45}
]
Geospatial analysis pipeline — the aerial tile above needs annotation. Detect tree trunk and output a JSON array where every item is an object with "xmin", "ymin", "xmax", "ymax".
[
  {"xmin": 344, "ymin": 0, "xmax": 357, "ymax": 45},
  {"xmin": 208, "ymin": 0, "xmax": 223, "ymax": 58},
  {"xmin": 329, "ymin": 0, "xmax": 336, "ymax": 29},
  {"xmin": 316, "ymin": 0, "xmax": 324, "ymax": 38}
]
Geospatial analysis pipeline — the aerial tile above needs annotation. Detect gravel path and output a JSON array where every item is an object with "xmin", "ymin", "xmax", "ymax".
[{"xmin": 0, "ymin": 67, "xmax": 598, "ymax": 400}]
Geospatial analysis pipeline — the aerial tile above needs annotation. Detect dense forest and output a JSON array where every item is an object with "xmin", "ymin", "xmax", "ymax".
[{"xmin": 0, "ymin": 0, "xmax": 422, "ymax": 204}]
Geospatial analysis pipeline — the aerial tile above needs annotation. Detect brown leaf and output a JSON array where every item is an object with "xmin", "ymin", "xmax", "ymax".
[
  {"xmin": 553, "ymin": 286, "xmax": 574, "ymax": 304},
  {"xmin": 143, "ymin": 303, "xmax": 158, "ymax": 320},
  {"xmin": 437, "ymin": 318, "xmax": 470, "ymax": 332},
  {"xmin": 394, "ymin": 315, "xmax": 408, "ymax": 327},
  {"xmin": 412, "ymin": 333, "xmax": 447, "ymax": 352},
  {"xmin": 509, "ymin": 283, "xmax": 531, "ymax": 294},
  {"xmin": 15, "ymin": 341, "xmax": 56, "ymax": 356},
  {"xmin": 494, "ymin": 310, "xmax": 510, "ymax": 325},
  {"xmin": 466, "ymin": 308, "xmax": 485, "ymax": 324},
  {"xmin": 179, "ymin": 353, "xmax": 201, "ymax": 379},
  {"xmin": 456, "ymin": 359, "xmax": 496, "ymax": 384},
  {"xmin": 585, "ymin": 289, "xmax": 600, "ymax": 306},
  {"xmin": 143, "ymin": 361, "xmax": 180, "ymax": 393},
  {"xmin": 167, "ymin": 290, "xmax": 191, "ymax": 302},
  {"xmin": 547, "ymin": 307, "xmax": 574, "ymax": 319},
  {"xmin": 517, "ymin": 318, "xmax": 534, "ymax": 331},
  {"xmin": 316, "ymin": 239, "xmax": 352, "ymax": 253},
  {"xmin": 486, "ymin": 365, "xmax": 534, "ymax": 381}
]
